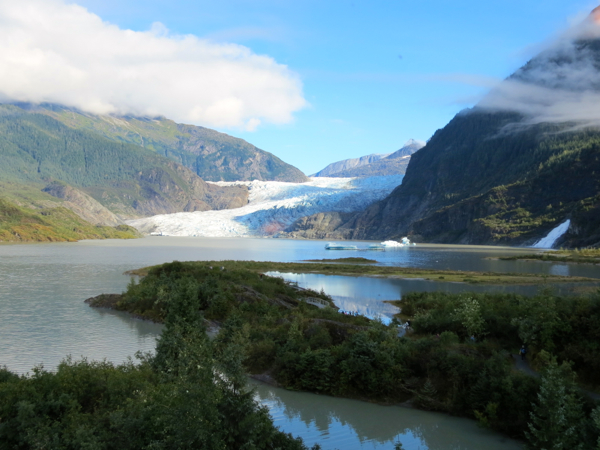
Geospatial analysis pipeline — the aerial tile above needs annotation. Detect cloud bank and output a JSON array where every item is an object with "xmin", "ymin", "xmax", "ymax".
[
  {"xmin": 477, "ymin": 9, "xmax": 600, "ymax": 128},
  {"xmin": 0, "ymin": 0, "xmax": 307, "ymax": 130}
]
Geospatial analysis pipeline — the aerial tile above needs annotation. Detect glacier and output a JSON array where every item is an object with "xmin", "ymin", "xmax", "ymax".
[{"xmin": 126, "ymin": 175, "xmax": 404, "ymax": 238}]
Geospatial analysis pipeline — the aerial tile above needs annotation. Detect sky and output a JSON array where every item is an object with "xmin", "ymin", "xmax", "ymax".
[{"xmin": 0, "ymin": 0, "xmax": 597, "ymax": 175}]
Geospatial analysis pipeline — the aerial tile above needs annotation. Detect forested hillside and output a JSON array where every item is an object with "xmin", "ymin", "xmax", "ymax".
[
  {"xmin": 0, "ymin": 106, "xmax": 248, "ymax": 219},
  {"xmin": 15, "ymin": 103, "xmax": 308, "ymax": 183},
  {"xmin": 343, "ymin": 111, "xmax": 600, "ymax": 246}
]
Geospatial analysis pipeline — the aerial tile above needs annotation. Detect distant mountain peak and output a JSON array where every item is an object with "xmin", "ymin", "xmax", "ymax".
[
  {"xmin": 403, "ymin": 139, "xmax": 426, "ymax": 148},
  {"xmin": 592, "ymin": 6, "xmax": 600, "ymax": 23}
]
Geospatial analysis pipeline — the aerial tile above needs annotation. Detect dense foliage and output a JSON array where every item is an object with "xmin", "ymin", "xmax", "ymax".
[
  {"xmin": 0, "ymin": 198, "xmax": 139, "ymax": 242},
  {"xmin": 15, "ymin": 103, "xmax": 308, "ymax": 183},
  {"xmin": 0, "ymin": 106, "xmax": 245, "ymax": 217},
  {"xmin": 0, "ymin": 267, "xmax": 317, "ymax": 450},
  {"xmin": 112, "ymin": 261, "xmax": 600, "ymax": 443},
  {"xmin": 400, "ymin": 289, "xmax": 600, "ymax": 387}
]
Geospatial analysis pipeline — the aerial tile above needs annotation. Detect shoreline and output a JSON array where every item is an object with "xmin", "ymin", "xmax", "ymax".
[{"xmin": 126, "ymin": 259, "xmax": 600, "ymax": 286}]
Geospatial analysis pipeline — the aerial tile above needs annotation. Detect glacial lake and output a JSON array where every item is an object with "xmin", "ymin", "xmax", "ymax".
[{"xmin": 2, "ymin": 236, "xmax": 596, "ymax": 449}]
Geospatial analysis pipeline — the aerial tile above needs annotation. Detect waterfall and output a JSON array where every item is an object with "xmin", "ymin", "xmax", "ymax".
[{"xmin": 532, "ymin": 219, "xmax": 570, "ymax": 248}]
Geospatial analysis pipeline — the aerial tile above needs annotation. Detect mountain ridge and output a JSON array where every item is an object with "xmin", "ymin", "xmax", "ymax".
[
  {"xmin": 311, "ymin": 139, "xmax": 425, "ymax": 178},
  {"xmin": 0, "ymin": 105, "xmax": 249, "ymax": 224},
  {"xmin": 12, "ymin": 102, "xmax": 308, "ymax": 183}
]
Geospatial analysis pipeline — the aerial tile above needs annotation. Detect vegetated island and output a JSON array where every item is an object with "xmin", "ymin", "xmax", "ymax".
[
  {"xmin": 0, "ymin": 198, "xmax": 139, "ymax": 242},
  {"xmin": 497, "ymin": 248, "xmax": 600, "ymax": 265},
  {"xmin": 88, "ymin": 260, "xmax": 600, "ymax": 447},
  {"xmin": 126, "ymin": 259, "xmax": 599, "ymax": 285},
  {"xmin": 303, "ymin": 257, "xmax": 377, "ymax": 264}
]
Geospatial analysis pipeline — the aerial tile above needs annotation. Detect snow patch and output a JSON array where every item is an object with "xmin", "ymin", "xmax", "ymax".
[
  {"xmin": 532, "ymin": 219, "xmax": 571, "ymax": 248},
  {"xmin": 127, "ymin": 175, "xmax": 404, "ymax": 238}
]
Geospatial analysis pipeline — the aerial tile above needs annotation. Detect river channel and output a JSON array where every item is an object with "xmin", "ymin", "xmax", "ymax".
[{"xmin": 2, "ymin": 237, "xmax": 597, "ymax": 449}]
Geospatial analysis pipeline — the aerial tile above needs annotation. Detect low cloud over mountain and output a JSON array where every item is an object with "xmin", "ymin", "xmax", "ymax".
[
  {"xmin": 0, "ymin": 0, "xmax": 306, "ymax": 131},
  {"xmin": 479, "ymin": 8, "xmax": 600, "ymax": 128}
]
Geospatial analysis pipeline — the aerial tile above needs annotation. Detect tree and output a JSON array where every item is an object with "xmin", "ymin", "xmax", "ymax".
[
  {"xmin": 526, "ymin": 358, "xmax": 584, "ymax": 450},
  {"xmin": 453, "ymin": 297, "xmax": 486, "ymax": 338},
  {"xmin": 592, "ymin": 406, "xmax": 600, "ymax": 450}
]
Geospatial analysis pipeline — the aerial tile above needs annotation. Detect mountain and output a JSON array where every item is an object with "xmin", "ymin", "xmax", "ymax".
[
  {"xmin": 0, "ymin": 105, "xmax": 248, "ymax": 222},
  {"xmin": 329, "ymin": 140, "xmax": 425, "ymax": 178},
  {"xmin": 16, "ymin": 103, "xmax": 308, "ymax": 183},
  {"xmin": 311, "ymin": 153, "xmax": 391, "ymax": 177},
  {"xmin": 311, "ymin": 140, "xmax": 425, "ymax": 178},
  {"xmin": 287, "ymin": 11, "xmax": 600, "ymax": 248}
]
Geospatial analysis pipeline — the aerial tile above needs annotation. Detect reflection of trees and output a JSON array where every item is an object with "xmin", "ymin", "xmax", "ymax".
[{"xmin": 251, "ymin": 381, "xmax": 519, "ymax": 450}]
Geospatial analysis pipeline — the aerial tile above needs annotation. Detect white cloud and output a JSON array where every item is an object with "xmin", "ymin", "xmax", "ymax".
[
  {"xmin": 0, "ymin": 0, "xmax": 307, "ymax": 130},
  {"xmin": 477, "ymin": 10, "xmax": 600, "ymax": 128}
]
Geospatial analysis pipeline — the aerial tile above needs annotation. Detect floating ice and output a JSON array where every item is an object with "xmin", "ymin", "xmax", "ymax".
[{"xmin": 380, "ymin": 237, "xmax": 412, "ymax": 247}]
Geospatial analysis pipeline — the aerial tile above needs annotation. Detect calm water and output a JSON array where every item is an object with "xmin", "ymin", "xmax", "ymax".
[
  {"xmin": 3, "ymin": 236, "xmax": 595, "ymax": 449},
  {"xmin": 252, "ymin": 380, "xmax": 521, "ymax": 450}
]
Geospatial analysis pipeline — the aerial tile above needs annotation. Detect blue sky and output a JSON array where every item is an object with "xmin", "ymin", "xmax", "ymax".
[{"xmin": 72, "ymin": 0, "xmax": 597, "ymax": 174}]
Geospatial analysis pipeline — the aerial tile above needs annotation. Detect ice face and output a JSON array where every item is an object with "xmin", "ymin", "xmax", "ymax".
[{"xmin": 126, "ymin": 175, "xmax": 404, "ymax": 238}]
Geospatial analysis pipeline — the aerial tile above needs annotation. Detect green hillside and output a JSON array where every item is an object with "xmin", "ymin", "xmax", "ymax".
[
  {"xmin": 0, "ymin": 106, "xmax": 248, "ymax": 218},
  {"xmin": 0, "ymin": 198, "xmax": 139, "ymax": 242},
  {"xmin": 18, "ymin": 103, "xmax": 308, "ymax": 182}
]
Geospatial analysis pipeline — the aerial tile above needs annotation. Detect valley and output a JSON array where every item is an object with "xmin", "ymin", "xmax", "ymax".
[{"xmin": 3, "ymin": 3, "xmax": 600, "ymax": 450}]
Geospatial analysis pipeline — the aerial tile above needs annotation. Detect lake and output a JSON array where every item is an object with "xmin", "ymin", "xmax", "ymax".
[{"xmin": 3, "ymin": 236, "xmax": 591, "ymax": 449}]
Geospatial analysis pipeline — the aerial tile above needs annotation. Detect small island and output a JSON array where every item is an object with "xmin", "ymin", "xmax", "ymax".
[{"xmin": 498, "ymin": 248, "xmax": 600, "ymax": 265}]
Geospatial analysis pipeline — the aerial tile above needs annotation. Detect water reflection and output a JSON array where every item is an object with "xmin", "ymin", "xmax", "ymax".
[
  {"xmin": 251, "ymin": 380, "xmax": 522, "ymax": 450},
  {"xmin": 267, "ymin": 272, "xmax": 590, "ymax": 325}
]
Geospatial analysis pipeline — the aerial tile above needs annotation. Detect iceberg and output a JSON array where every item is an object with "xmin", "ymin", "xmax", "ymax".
[{"xmin": 380, "ymin": 237, "xmax": 413, "ymax": 247}]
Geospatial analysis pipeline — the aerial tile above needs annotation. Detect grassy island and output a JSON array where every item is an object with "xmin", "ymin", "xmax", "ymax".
[
  {"xmin": 498, "ymin": 248, "xmax": 600, "ymax": 265},
  {"xmin": 125, "ymin": 259, "xmax": 600, "ymax": 286},
  {"xmin": 304, "ymin": 257, "xmax": 377, "ymax": 264}
]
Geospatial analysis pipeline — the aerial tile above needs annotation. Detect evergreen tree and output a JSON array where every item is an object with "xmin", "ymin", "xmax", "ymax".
[
  {"xmin": 592, "ymin": 406, "xmax": 600, "ymax": 450},
  {"xmin": 526, "ymin": 359, "xmax": 585, "ymax": 450}
]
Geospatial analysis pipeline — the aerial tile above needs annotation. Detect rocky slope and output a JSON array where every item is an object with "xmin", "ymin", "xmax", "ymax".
[
  {"xmin": 311, "ymin": 153, "xmax": 391, "ymax": 177},
  {"xmin": 291, "ymin": 12, "xmax": 600, "ymax": 248},
  {"xmin": 312, "ymin": 140, "xmax": 424, "ymax": 178},
  {"xmin": 15, "ymin": 103, "xmax": 307, "ymax": 183},
  {"xmin": 0, "ymin": 106, "xmax": 248, "ymax": 221}
]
